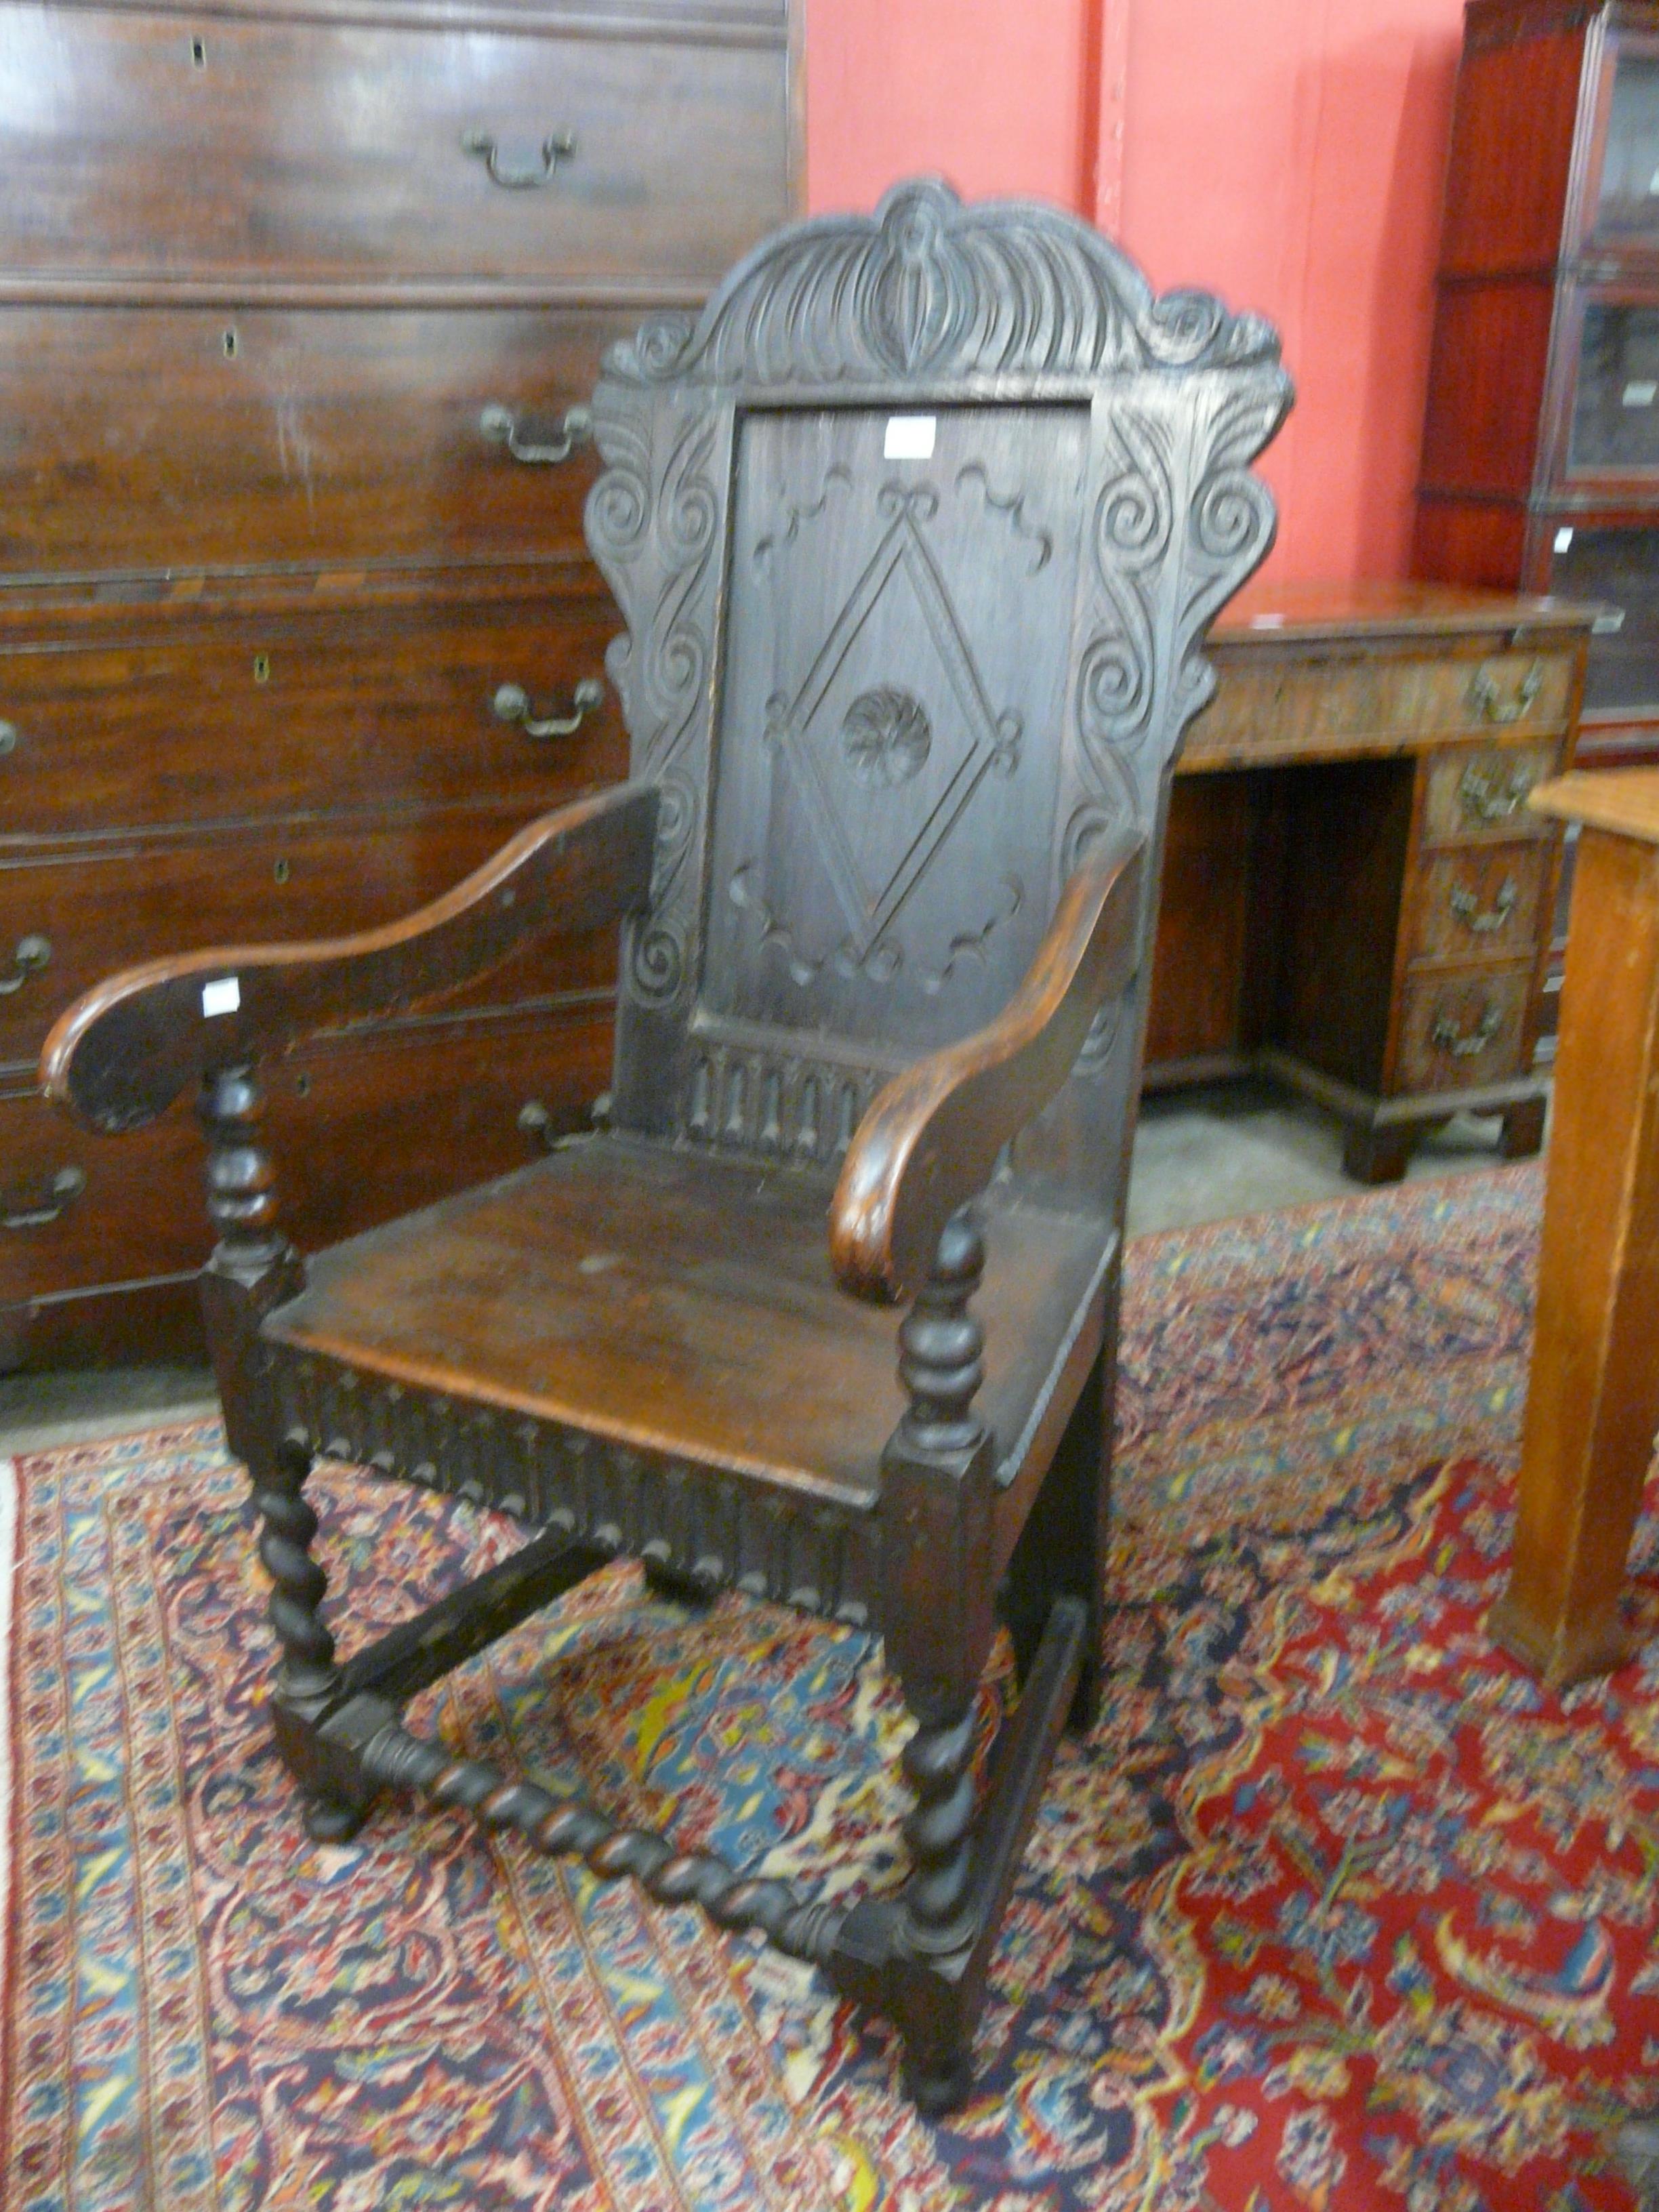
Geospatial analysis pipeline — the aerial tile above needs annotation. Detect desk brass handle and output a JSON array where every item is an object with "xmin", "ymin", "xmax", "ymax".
[
  {"xmin": 1430, "ymin": 1003, "xmax": 1502, "ymax": 1059},
  {"xmin": 1458, "ymin": 758, "xmax": 1536, "ymax": 824},
  {"xmin": 492, "ymin": 676, "xmax": 604, "ymax": 741},
  {"xmin": 0, "ymin": 933, "xmax": 51, "ymax": 996},
  {"xmin": 0, "ymin": 720, "xmax": 16, "ymax": 756},
  {"xmin": 480, "ymin": 402, "xmax": 592, "ymax": 466},
  {"xmin": 1448, "ymin": 879, "xmax": 1518, "ymax": 935},
  {"xmin": 2, "ymin": 1162, "xmax": 86, "ymax": 1230},
  {"xmin": 461, "ymin": 126, "xmax": 576, "ymax": 190},
  {"xmin": 1467, "ymin": 659, "xmax": 1544, "ymax": 725}
]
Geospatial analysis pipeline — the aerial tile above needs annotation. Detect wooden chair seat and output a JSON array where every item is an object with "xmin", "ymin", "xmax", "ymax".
[{"xmin": 265, "ymin": 1134, "xmax": 1116, "ymax": 1515}]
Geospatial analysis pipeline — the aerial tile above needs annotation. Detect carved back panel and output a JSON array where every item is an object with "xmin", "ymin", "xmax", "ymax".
[{"xmin": 585, "ymin": 180, "xmax": 1291, "ymax": 1197}]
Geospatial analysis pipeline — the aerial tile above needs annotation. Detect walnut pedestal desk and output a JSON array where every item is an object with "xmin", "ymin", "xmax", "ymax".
[
  {"xmin": 1490, "ymin": 769, "xmax": 1659, "ymax": 1688},
  {"xmin": 1145, "ymin": 583, "xmax": 1598, "ymax": 1181}
]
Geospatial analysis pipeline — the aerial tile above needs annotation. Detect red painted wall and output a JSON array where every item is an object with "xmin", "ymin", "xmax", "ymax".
[
  {"xmin": 805, "ymin": 0, "xmax": 1094, "ymax": 216},
  {"xmin": 804, "ymin": 0, "xmax": 1467, "ymax": 586}
]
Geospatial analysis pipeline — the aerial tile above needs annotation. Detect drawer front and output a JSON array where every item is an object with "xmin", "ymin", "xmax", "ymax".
[
  {"xmin": 1395, "ymin": 966, "xmax": 1532, "ymax": 1093},
  {"xmin": 0, "ymin": 306, "xmax": 632, "ymax": 575},
  {"xmin": 1421, "ymin": 741, "xmax": 1561, "ymax": 847},
  {"xmin": 1191, "ymin": 649, "xmax": 1574, "ymax": 766},
  {"xmin": 0, "ymin": 594, "xmax": 626, "ymax": 836},
  {"xmin": 1408, "ymin": 845, "xmax": 1550, "ymax": 965},
  {"xmin": 0, "ymin": 15, "xmax": 787, "ymax": 287},
  {"xmin": 0, "ymin": 811, "xmax": 618, "ymax": 1073},
  {"xmin": 0, "ymin": 1006, "xmax": 613, "ymax": 1304}
]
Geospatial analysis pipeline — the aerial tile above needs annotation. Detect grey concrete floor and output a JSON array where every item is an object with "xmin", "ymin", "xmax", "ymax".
[{"xmin": 0, "ymin": 1078, "xmax": 1522, "ymax": 1457}]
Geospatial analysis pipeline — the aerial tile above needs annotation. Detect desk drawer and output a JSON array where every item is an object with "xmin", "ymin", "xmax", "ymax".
[
  {"xmin": 1421, "ymin": 741, "xmax": 1561, "ymax": 847},
  {"xmin": 0, "ymin": 306, "xmax": 630, "ymax": 575},
  {"xmin": 0, "ymin": 12, "xmax": 786, "ymax": 288},
  {"xmin": 1395, "ymin": 965, "xmax": 1531, "ymax": 1092},
  {"xmin": 0, "ymin": 810, "xmax": 617, "ymax": 1074},
  {"xmin": 0, "ymin": 592, "xmax": 623, "ymax": 837},
  {"xmin": 1408, "ymin": 845, "xmax": 1549, "ymax": 964},
  {"xmin": 1193, "ymin": 649, "xmax": 1574, "ymax": 765},
  {"xmin": 0, "ymin": 1006, "xmax": 613, "ymax": 1304}
]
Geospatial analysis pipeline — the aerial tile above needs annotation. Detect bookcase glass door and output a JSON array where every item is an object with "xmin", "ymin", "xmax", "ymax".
[
  {"xmin": 1550, "ymin": 523, "xmax": 1659, "ymax": 714},
  {"xmin": 1593, "ymin": 45, "xmax": 1659, "ymax": 248}
]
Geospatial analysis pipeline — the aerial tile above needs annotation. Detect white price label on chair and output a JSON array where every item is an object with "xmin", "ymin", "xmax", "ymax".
[
  {"xmin": 201, "ymin": 976, "xmax": 241, "ymax": 1018},
  {"xmin": 884, "ymin": 415, "xmax": 936, "ymax": 461}
]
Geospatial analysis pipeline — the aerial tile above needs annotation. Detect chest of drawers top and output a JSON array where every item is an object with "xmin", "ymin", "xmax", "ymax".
[{"xmin": 0, "ymin": 0, "xmax": 798, "ymax": 300}]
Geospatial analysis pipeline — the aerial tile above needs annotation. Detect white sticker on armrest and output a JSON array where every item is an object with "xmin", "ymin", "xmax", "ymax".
[
  {"xmin": 201, "ymin": 976, "xmax": 241, "ymax": 1018},
  {"xmin": 884, "ymin": 414, "xmax": 936, "ymax": 461}
]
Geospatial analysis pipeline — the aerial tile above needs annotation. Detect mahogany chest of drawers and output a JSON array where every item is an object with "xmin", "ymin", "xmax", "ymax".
[
  {"xmin": 1145, "ymin": 583, "xmax": 1597, "ymax": 1181},
  {"xmin": 0, "ymin": 0, "xmax": 800, "ymax": 1368}
]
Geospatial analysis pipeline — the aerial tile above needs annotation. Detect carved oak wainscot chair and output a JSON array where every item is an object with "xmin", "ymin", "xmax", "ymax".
[{"xmin": 41, "ymin": 182, "xmax": 1289, "ymax": 2111}]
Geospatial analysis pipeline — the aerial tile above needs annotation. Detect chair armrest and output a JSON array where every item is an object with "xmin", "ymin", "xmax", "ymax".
[
  {"xmin": 830, "ymin": 828, "xmax": 1145, "ymax": 1303},
  {"xmin": 41, "ymin": 783, "xmax": 659, "ymax": 1134}
]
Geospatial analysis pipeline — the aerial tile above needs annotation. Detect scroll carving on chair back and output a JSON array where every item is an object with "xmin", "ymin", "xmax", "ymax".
[{"xmin": 586, "ymin": 179, "xmax": 1291, "ymax": 1183}]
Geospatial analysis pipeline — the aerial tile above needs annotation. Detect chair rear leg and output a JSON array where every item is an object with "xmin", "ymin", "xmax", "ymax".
[{"xmin": 998, "ymin": 1275, "xmax": 1118, "ymax": 1730}]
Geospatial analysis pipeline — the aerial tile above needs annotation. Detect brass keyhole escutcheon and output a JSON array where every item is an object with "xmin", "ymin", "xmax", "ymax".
[
  {"xmin": 222, "ymin": 327, "xmax": 238, "ymax": 359},
  {"xmin": 253, "ymin": 653, "xmax": 271, "ymax": 684},
  {"xmin": 190, "ymin": 35, "xmax": 205, "ymax": 64},
  {"xmin": 273, "ymin": 857, "xmax": 291, "ymax": 884}
]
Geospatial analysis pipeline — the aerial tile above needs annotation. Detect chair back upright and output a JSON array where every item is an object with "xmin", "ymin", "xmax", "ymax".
[{"xmin": 586, "ymin": 180, "xmax": 1291, "ymax": 1213}]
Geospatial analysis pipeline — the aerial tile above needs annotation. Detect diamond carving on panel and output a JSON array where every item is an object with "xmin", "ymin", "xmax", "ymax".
[{"xmin": 762, "ymin": 484, "xmax": 1023, "ymax": 962}]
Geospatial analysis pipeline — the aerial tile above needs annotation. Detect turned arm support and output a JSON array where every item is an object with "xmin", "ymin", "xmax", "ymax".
[
  {"xmin": 41, "ymin": 783, "xmax": 659, "ymax": 1134},
  {"xmin": 830, "ymin": 828, "xmax": 1146, "ymax": 1303}
]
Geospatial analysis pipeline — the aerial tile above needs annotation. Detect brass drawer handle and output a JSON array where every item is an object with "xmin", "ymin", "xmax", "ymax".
[
  {"xmin": 492, "ymin": 676, "xmax": 604, "ymax": 741},
  {"xmin": 518, "ymin": 1099, "xmax": 554, "ymax": 1147},
  {"xmin": 0, "ymin": 933, "xmax": 51, "ymax": 996},
  {"xmin": 1430, "ymin": 1003, "xmax": 1503, "ymax": 1059},
  {"xmin": 1458, "ymin": 758, "xmax": 1537, "ymax": 824},
  {"xmin": 0, "ymin": 720, "xmax": 16, "ymax": 756},
  {"xmin": 1467, "ymin": 659, "xmax": 1543, "ymax": 725},
  {"xmin": 1448, "ymin": 878, "xmax": 1518, "ymax": 935},
  {"xmin": 2, "ymin": 1162, "xmax": 86, "ymax": 1230},
  {"xmin": 461, "ymin": 126, "xmax": 575, "ymax": 190},
  {"xmin": 480, "ymin": 402, "xmax": 592, "ymax": 466}
]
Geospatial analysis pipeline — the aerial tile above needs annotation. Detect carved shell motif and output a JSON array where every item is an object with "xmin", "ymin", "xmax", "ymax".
[{"xmin": 598, "ymin": 177, "xmax": 1286, "ymax": 390}]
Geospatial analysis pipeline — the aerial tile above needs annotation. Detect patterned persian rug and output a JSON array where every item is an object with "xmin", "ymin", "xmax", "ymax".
[{"xmin": 5, "ymin": 1162, "xmax": 1659, "ymax": 2211}]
